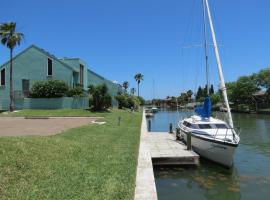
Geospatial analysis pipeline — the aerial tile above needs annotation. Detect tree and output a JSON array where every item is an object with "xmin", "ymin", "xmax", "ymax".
[
  {"xmin": 122, "ymin": 81, "xmax": 129, "ymax": 92},
  {"xmin": 255, "ymin": 68, "xmax": 270, "ymax": 94},
  {"xmin": 210, "ymin": 84, "xmax": 214, "ymax": 95},
  {"xmin": 0, "ymin": 22, "xmax": 24, "ymax": 111},
  {"xmin": 134, "ymin": 73, "xmax": 144, "ymax": 97},
  {"xmin": 187, "ymin": 90, "xmax": 193, "ymax": 99},
  {"xmin": 88, "ymin": 84, "xmax": 112, "ymax": 111},
  {"xmin": 226, "ymin": 76, "xmax": 259, "ymax": 108},
  {"xmin": 130, "ymin": 87, "xmax": 136, "ymax": 95},
  {"xmin": 210, "ymin": 93, "xmax": 220, "ymax": 105},
  {"xmin": 203, "ymin": 84, "xmax": 208, "ymax": 96},
  {"xmin": 196, "ymin": 86, "xmax": 203, "ymax": 101},
  {"xmin": 178, "ymin": 92, "xmax": 192, "ymax": 105}
]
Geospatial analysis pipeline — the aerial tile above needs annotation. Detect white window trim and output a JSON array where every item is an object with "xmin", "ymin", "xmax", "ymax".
[
  {"xmin": 47, "ymin": 58, "xmax": 53, "ymax": 76},
  {"xmin": 0, "ymin": 68, "xmax": 5, "ymax": 86}
]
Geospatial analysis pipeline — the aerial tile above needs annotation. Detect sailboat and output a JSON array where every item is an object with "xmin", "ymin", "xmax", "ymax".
[{"xmin": 178, "ymin": 0, "xmax": 240, "ymax": 167}]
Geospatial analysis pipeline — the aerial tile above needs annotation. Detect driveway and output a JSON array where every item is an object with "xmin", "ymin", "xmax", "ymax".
[{"xmin": 0, "ymin": 117, "xmax": 101, "ymax": 136}]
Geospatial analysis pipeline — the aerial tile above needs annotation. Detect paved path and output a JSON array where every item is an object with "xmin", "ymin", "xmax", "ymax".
[
  {"xmin": 134, "ymin": 110, "xmax": 199, "ymax": 200},
  {"xmin": 0, "ymin": 117, "xmax": 101, "ymax": 136},
  {"xmin": 134, "ymin": 110, "xmax": 158, "ymax": 200}
]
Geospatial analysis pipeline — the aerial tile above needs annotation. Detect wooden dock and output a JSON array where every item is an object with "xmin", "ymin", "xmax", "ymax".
[{"xmin": 134, "ymin": 110, "xmax": 199, "ymax": 200}]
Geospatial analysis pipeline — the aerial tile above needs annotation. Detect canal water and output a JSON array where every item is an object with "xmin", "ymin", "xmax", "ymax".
[{"xmin": 150, "ymin": 109, "xmax": 270, "ymax": 200}]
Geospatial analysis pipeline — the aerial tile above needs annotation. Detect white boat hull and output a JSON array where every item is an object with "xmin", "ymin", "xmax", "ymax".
[{"xmin": 181, "ymin": 129, "xmax": 237, "ymax": 167}]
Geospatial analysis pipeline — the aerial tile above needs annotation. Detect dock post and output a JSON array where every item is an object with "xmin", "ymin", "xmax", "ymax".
[
  {"xmin": 176, "ymin": 128, "xmax": 180, "ymax": 140},
  {"xmin": 169, "ymin": 123, "xmax": 173, "ymax": 134},
  {"xmin": 148, "ymin": 120, "xmax": 151, "ymax": 132},
  {"xmin": 187, "ymin": 132, "xmax": 192, "ymax": 150}
]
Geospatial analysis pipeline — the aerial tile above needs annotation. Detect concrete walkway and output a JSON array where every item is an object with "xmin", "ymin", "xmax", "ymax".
[
  {"xmin": 148, "ymin": 133, "xmax": 199, "ymax": 165},
  {"xmin": 0, "ymin": 117, "xmax": 102, "ymax": 136},
  {"xmin": 134, "ymin": 110, "xmax": 158, "ymax": 200},
  {"xmin": 134, "ymin": 111, "xmax": 199, "ymax": 200}
]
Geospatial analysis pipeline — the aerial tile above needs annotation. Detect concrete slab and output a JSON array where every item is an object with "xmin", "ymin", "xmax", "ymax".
[
  {"xmin": 0, "ymin": 117, "xmax": 102, "ymax": 136},
  {"xmin": 134, "ymin": 110, "xmax": 158, "ymax": 200},
  {"xmin": 148, "ymin": 133, "xmax": 199, "ymax": 165}
]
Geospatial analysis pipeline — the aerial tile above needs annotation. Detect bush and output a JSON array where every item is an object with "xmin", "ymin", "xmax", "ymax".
[
  {"xmin": 116, "ymin": 93, "xmax": 140, "ymax": 110},
  {"xmin": 137, "ymin": 96, "xmax": 145, "ymax": 105},
  {"xmin": 88, "ymin": 84, "xmax": 112, "ymax": 111},
  {"xmin": 30, "ymin": 80, "xmax": 69, "ymax": 98},
  {"xmin": 67, "ymin": 86, "xmax": 85, "ymax": 97},
  {"xmin": 128, "ymin": 95, "xmax": 140, "ymax": 110},
  {"xmin": 115, "ymin": 94, "xmax": 129, "ymax": 109}
]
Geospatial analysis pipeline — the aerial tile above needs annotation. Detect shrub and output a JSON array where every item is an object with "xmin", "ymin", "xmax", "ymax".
[
  {"xmin": 30, "ymin": 80, "xmax": 69, "ymax": 98},
  {"xmin": 88, "ymin": 84, "xmax": 112, "ymax": 111},
  {"xmin": 67, "ymin": 86, "xmax": 85, "ymax": 97},
  {"xmin": 137, "ymin": 96, "xmax": 145, "ymax": 105},
  {"xmin": 116, "ymin": 93, "xmax": 140, "ymax": 110},
  {"xmin": 115, "ymin": 94, "xmax": 129, "ymax": 109},
  {"xmin": 127, "ymin": 95, "xmax": 140, "ymax": 110}
]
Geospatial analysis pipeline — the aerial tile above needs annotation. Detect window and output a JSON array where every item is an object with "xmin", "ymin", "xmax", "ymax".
[
  {"xmin": 1, "ymin": 68, "xmax": 5, "ymax": 86},
  {"xmin": 80, "ymin": 64, "xmax": 84, "ymax": 85},
  {"xmin": 22, "ymin": 79, "xmax": 30, "ymax": 97},
  {"xmin": 47, "ymin": 58, "xmax": 52, "ymax": 76},
  {"xmin": 198, "ymin": 124, "xmax": 212, "ymax": 129},
  {"xmin": 214, "ymin": 124, "xmax": 228, "ymax": 129},
  {"xmin": 183, "ymin": 121, "xmax": 193, "ymax": 128}
]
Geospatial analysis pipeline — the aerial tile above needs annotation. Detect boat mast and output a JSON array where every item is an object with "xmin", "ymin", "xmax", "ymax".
[
  {"xmin": 204, "ymin": 0, "xmax": 234, "ymax": 128},
  {"xmin": 202, "ymin": 0, "xmax": 210, "ymax": 96}
]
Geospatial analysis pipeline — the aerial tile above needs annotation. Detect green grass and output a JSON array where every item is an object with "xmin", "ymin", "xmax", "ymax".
[
  {"xmin": 0, "ymin": 109, "xmax": 110, "ymax": 117},
  {"xmin": 0, "ymin": 109, "xmax": 142, "ymax": 200}
]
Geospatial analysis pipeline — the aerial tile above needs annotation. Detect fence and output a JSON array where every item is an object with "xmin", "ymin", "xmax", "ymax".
[
  {"xmin": 0, "ymin": 97, "xmax": 89, "ymax": 110},
  {"xmin": 1, "ymin": 96, "xmax": 119, "ymax": 110}
]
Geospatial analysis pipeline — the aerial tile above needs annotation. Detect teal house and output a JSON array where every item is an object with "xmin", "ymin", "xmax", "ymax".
[{"xmin": 0, "ymin": 45, "xmax": 120, "ymax": 110}]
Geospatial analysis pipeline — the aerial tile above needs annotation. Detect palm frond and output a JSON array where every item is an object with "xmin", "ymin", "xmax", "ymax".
[{"xmin": 0, "ymin": 22, "xmax": 24, "ymax": 49}]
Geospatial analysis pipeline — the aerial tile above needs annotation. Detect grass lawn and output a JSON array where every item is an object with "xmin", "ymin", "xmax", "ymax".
[
  {"xmin": 0, "ymin": 109, "xmax": 142, "ymax": 199},
  {"xmin": 0, "ymin": 109, "xmax": 108, "ymax": 117}
]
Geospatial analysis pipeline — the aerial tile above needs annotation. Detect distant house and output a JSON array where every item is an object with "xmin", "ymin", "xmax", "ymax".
[
  {"xmin": 252, "ymin": 90, "xmax": 269, "ymax": 111},
  {"xmin": 0, "ymin": 45, "xmax": 120, "ymax": 110}
]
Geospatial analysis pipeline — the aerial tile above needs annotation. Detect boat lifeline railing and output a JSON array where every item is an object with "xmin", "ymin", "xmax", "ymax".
[{"xmin": 214, "ymin": 127, "xmax": 241, "ymax": 143}]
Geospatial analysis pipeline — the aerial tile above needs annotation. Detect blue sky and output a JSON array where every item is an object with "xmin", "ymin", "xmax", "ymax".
[{"xmin": 1, "ymin": 0, "xmax": 270, "ymax": 100}]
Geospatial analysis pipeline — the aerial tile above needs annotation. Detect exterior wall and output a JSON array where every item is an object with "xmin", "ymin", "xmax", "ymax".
[
  {"xmin": 20, "ymin": 97, "xmax": 89, "ymax": 109},
  {"xmin": 60, "ymin": 58, "xmax": 88, "ymax": 90},
  {"xmin": 62, "ymin": 58, "xmax": 121, "ymax": 106},
  {"xmin": 0, "ymin": 46, "xmax": 75, "ymax": 110}
]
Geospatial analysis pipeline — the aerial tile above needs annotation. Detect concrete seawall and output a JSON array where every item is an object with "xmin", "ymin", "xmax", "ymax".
[{"xmin": 134, "ymin": 110, "xmax": 199, "ymax": 200}]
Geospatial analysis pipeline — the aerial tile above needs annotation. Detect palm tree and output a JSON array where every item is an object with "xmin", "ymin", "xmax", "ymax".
[
  {"xmin": 134, "ymin": 73, "xmax": 144, "ymax": 97},
  {"xmin": 122, "ymin": 81, "xmax": 129, "ymax": 92},
  {"xmin": 0, "ymin": 22, "xmax": 24, "ymax": 111},
  {"xmin": 130, "ymin": 87, "xmax": 136, "ymax": 95}
]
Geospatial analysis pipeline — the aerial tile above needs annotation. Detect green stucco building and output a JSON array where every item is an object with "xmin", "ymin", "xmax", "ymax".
[{"xmin": 0, "ymin": 45, "xmax": 121, "ymax": 110}]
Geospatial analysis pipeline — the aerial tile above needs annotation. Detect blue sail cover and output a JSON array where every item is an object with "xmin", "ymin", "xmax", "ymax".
[{"xmin": 195, "ymin": 96, "xmax": 212, "ymax": 118}]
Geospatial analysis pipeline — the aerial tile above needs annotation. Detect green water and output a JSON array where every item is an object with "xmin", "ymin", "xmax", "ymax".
[{"xmin": 151, "ymin": 110, "xmax": 270, "ymax": 200}]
